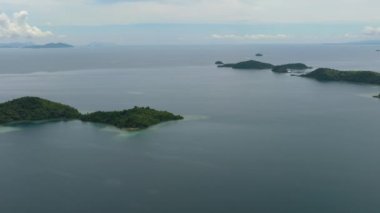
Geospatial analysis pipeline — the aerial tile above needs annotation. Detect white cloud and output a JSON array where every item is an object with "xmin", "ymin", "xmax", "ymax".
[
  {"xmin": 363, "ymin": 26, "xmax": 380, "ymax": 36},
  {"xmin": 211, "ymin": 34, "xmax": 288, "ymax": 41},
  {"xmin": 0, "ymin": 11, "xmax": 52, "ymax": 39}
]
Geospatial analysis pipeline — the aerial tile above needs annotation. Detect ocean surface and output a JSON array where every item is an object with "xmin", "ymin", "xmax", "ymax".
[{"xmin": 0, "ymin": 45, "xmax": 380, "ymax": 213}]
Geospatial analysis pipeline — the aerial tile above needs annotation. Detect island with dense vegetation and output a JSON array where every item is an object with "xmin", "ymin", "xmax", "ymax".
[
  {"xmin": 0, "ymin": 97, "xmax": 183, "ymax": 130},
  {"xmin": 301, "ymin": 68, "xmax": 380, "ymax": 85},
  {"xmin": 218, "ymin": 60, "xmax": 274, "ymax": 69},
  {"xmin": 217, "ymin": 60, "xmax": 311, "ymax": 73},
  {"xmin": 0, "ymin": 97, "xmax": 80, "ymax": 124},
  {"xmin": 80, "ymin": 107, "xmax": 183, "ymax": 129}
]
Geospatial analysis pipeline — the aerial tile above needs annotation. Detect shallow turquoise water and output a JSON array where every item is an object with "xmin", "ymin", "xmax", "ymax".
[{"xmin": 0, "ymin": 45, "xmax": 380, "ymax": 213}]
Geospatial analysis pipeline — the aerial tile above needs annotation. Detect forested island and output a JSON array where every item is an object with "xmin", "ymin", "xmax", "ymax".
[
  {"xmin": 302, "ymin": 68, "xmax": 380, "ymax": 85},
  {"xmin": 81, "ymin": 107, "xmax": 183, "ymax": 129},
  {"xmin": 217, "ymin": 60, "xmax": 311, "ymax": 73},
  {"xmin": 0, "ymin": 97, "xmax": 183, "ymax": 130},
  {"xmin": 218, "ymin": 60, "xmax": 274, "ymax": 69}
]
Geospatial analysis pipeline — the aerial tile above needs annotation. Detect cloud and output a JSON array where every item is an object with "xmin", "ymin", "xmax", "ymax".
[
  {"xmin": 0, "ymin": 11, "xmax": 53, "ymax": 39},
  {"xmin": 363, "ymin": 26, "xmax": 380, "ymax": 36},
  {"xmin": 211, "ymin": 33, "xmax": 288, "ymax": 41}
]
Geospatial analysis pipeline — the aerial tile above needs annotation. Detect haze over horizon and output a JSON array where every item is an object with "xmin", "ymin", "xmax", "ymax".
[{"xmin": 1, "ymin": 0, "xmax": 380, "ymax": 45}]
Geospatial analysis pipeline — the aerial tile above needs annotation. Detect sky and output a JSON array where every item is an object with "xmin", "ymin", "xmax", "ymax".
[{"xmin": 1, "ymin": 0, "xmax": 380, "ymax": 45}]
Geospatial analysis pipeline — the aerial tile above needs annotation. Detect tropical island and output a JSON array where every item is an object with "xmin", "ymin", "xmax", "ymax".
[
  {"xmin": 301, "ymin": 68, "xmax": 380, "ymax": 85},
  {"xmin": 218, "ymin": 60, "xmax": 274, "ymax": 69},
  {"xmin": 81, "ymin": 107, "xmax": 183, "ymax": 129},
  {"xmin": 217, "ymin": 59, "xmax": 311, "ymax": 73},
  {"xmin": 0, "ymin": 97, "xmax": 183, "ymax": 130}
]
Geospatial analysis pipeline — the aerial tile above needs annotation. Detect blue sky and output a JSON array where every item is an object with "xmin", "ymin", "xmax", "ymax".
[{"xmin": 1, "ymin": 0, "xmax": 380, "ymax": 44}]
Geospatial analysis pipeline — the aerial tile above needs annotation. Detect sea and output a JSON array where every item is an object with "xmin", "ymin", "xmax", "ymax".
[{"xmin": 0, "ymin": 44, "xmax": 380, "ymax": 213}]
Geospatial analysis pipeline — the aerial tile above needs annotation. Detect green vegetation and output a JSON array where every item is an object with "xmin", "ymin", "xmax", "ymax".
[
  {"xmin": 302, "ymin": 68, "xmax": 380, "ymax": 85},
  {"xmin": 272, "ymin": 63, "xmax": 311, "ymax": 73},
  {"xmin": 218, "ymin": 60, "xmax": 274, "ymax": 69},
  {"xmin": 0, "ymin": 97, "xmax": 80, "ymax": 124},
  {"xmin": 217, "ymin": 60, "xmax": 311, "ymax": 73},
  {"xmin": 0, "ymin": 97, "xmax": 183, "ymax": 130},
  {"xmin": 81, "ymin": 107, "xmax": 183, "ymax": 129}
]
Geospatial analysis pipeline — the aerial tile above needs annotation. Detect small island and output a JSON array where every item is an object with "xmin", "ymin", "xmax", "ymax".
[
  {"xmin": 256, "ymin": 53, "xmax": 263, "ymax": 57},
  {"xmin": 373, "ymin": 94, "xmax": 380, "ymax": 99},
  {"xmin": 0, "ymin": 97, "xmax": 183, "ymax": 130},
  {"xmin": 218, "ymin": 60, "xmax": 274, "ymax": 69},
  {"xmin": 301, "ymin": 68, "xmax": 380, "ymax": 85},
  {"xmin": 272, "ymin": 63, "xmax": 312, "ymax": 73},
  {"xmin": 24, "ymin": 43, "xmax": 74, "ymax": 49},
  {"xmin": 215, "ymin": 61, "xmax": 224, "ymax": 65},
  {"xmin": 81, "ymin": 107, "xmax": 183, "ymax": 129},
  {"xmin": 217, "ymin": 60, "xmax": 311, "ymax": 73},
  {"xmin": 0, "ymin": 97, "xmax": 80, "ymax": 124}
]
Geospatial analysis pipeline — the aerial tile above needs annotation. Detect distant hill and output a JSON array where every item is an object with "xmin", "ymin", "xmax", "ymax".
[
  {"xmin": 24, "ymin": 43, "xmax": 74, "ymax": 49},
  {"xmin": 0, "ymin": 42, "xmax": 74, "ymax": 49},
  {"xmin": 0, "ymin": 42, "xmax": 34, "ymax": 48},
  {"xmin": 327, "ymin": 40, "xmax": 380, "ymax": 45}
]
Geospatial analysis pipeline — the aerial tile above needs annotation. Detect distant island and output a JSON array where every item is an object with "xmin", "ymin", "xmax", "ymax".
[
  {"xmin": 215, "ymin": 61, "xmax": 224, "ymax": 65},
  {"xmin": 301, "ymin": 68, "xmax": 380, "ymax": 85},
  {"xmin": 0, "ymin": 97, "xmax": 183, "ymax": 130},
  {"xmin": 81, "ymin": 107, "xmax": 183, "ymax": 130},
  {"xmin": 256, "ymin": 53, "xmax": 263, "ymax": 57},
  {"xmin": 0, "ymin": 42, "xmax": 74, "ymax": 49},
  {"xmin": 218, "ymin": 60, "xmax": 311, "ymax": 73},
  {"xmin": 218, "ymin": 60, "xmax": 274, "ymax": 69},
  {"xmin": 24, "ymin": 43, "xmax": 74, "ymax": 49}
]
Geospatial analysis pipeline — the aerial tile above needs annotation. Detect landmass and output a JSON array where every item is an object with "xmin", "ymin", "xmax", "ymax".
[
  {"xmin": 217, "ymin": 60, "xmax": 311, "ymax": 73},
  {"xmin": 24, "ymin": 43, "xmax": 74, "ymax": 49},
  {"xmin": 218, "ymin": 60, "xmax": 274, "ymax": 69},
  {"xmin": 302, "ymin": 68, "xmax": 380, "ymax": 85},
  {"xmin": 80, "ymin": 107, "xmax": 183, "ymax": 129},
  {"xmin": 0, "ymin": 97, "xmax": 183, "ymax": 130},
  {"xmin": 0, "ymin": 97, "xmax": 80, "ymax": 124},
  {"xmin": 373, "ymin": 94, "xmax": 380, "ymax": 99},
  {"xmin": 256, "ymin": 53, "xmax": 263, "ymax": 57},
  {"xmin": 272, "ymin": 63, "xmax": 311, "ymax": 73},
  {"xmin": 215, "ymin": 61, "xmax": 224, "ymax": 65},
  {"xmin": 0, "ymin": 42, "xmax": 34, "ymax": 48}
]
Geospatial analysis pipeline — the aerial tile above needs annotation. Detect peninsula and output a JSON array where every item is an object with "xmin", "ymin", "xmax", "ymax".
[
  {"xmin": 0, "ymin": 97, "xmax": 183, "ymax": 130},
  {"xmin": 302, "ymin": 68, "xmax": 380, "ymax": 85}
]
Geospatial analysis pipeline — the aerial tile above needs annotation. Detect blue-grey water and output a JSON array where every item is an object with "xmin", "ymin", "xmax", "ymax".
[{"xmin": 0, "ymin": 45, "xmax": 380, "ymax": 213}]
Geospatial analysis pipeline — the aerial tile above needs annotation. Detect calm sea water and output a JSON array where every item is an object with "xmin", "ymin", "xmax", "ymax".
[{"xmin": 0, "ymin": 45, "xmax": 380, "ymax": 213}]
